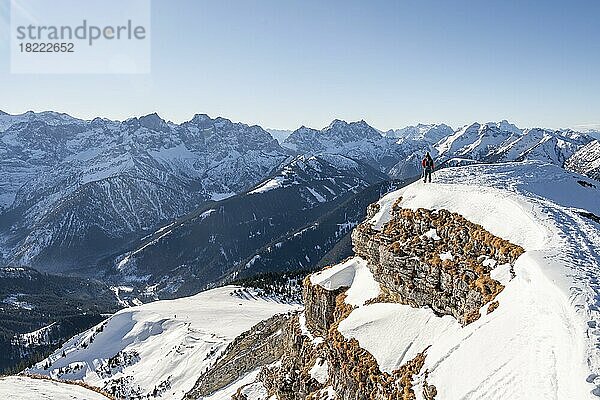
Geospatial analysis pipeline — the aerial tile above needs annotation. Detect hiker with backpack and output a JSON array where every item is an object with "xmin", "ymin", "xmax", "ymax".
[{"xmin": 422, "ymin": 152, "xmax": 435, "ymax": 183}]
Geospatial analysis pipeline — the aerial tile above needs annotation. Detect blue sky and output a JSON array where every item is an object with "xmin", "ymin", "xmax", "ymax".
[{"xmin": 1, "ymin": 0, "xmax": 599, "ymax": 130}]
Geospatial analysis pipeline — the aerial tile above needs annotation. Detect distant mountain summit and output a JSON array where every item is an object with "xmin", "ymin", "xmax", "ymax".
[
  {"xmin": 384, "ymin": 123, "xmax": 454, "ymax": 143},
  {"xmin": 137, "ymin": 112, "xmax": 171, "ymax": 131},
  {"xmin": 434, "ymin": 121, "xmax": 590, "ymax": 166},
  {"xmin": 284, "ymin": 119, "xmax": 382, "ymax": 152},
  {"xmin": 283, "ymin": 120, "xmax": 404, "ymax": 173}
]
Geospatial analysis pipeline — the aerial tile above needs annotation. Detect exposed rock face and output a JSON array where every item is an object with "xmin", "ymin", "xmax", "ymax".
[
  {"xmin": 262, "ymin": 280, "xmax": 431, "ymax": 400},
  {"xmin": 259, "ymin": 315, "xmax": 327, "ymax": 400},
  {"xmin": 302, "ymin": 275, "xmax": 348, "ymax": 337},
  {"xmin": 184, "ymin": 312, "xmax": 295, "ymax": 399},
  {"xmin": 352, "ymin": 201, "xmax": 523, "ymax": 324}
]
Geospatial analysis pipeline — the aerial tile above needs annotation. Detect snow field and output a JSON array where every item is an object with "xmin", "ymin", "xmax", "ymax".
[
  {"xmin": 0, "ymin": 375, "xmax": 110, "ymax": 400},
  {"xmin": 28, "ymin": 286, "xmax": 300, "ymax": 399}
]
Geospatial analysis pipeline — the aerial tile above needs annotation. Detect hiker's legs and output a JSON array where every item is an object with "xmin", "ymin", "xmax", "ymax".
[
  {"xmin": 424, "ymin": 169, "xmax": 431, "ymax": 183},
  {"xmin": 423, "ymin": 169, "xmax": 428, "ymax": 183}
]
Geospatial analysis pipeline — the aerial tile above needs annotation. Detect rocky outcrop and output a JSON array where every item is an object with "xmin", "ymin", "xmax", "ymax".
[
  {"xmin": 258, "ymin": 202, "xmax": 525, "ymax": 399},
  {"xmin": 302, "ymin": 275, "xmax": 348, "ymax": 337},
  {"xmin": 261, "ymin": 280, "xmax": 432, "ymax": 400},
  {"xmin": 184, "ymin": 312, "xmax": 295, "ymax": 399},
  {"xmin": 352, "ymin": 200, "xmax": 523, "ymax": 324},
  {"xmin": 259, "ymin": 315, "xmax": 328, "ymax": 400}
]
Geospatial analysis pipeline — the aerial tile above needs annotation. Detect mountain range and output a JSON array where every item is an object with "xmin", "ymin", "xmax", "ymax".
[
  {"xmin": 0, "ymin": 112, "xmax": 289, "ymax": 276},
  {"xmin": 1, "ymin": 111, "xmax": 598, "ymax": 295}
]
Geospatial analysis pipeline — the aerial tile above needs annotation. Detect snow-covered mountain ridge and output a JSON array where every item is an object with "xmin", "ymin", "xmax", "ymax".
[
  {"xmin": 106, "ymin": 154, "xmax": 391, "ymax": 298},
  {"xmin": 0, "ymin": 111, "xmax": 289, "ymax": 274},
  {"xmin": 283, "ymin": 118, "xmax": 596, "ymax": 181},
  {"xmin": 23, "ymin": 161, "xmax": 600, "ymax": 399},
  {"xmin": 0, "ymin": 375, "xmax": 112, "ymax": 399},
  {"xmin": 1, "ymin": 110, "xmax": 596, "ymax": 279}
]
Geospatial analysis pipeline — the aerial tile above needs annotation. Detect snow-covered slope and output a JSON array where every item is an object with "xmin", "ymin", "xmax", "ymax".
[
  {"xmin": 339, "ymin": 161, "xmax": 600, "ymax": 399},
  {"xmin": 0, "ymin": 375, "xmax": 111, "ymax": 400},
  {"xmin": 28, "ymin": 285, "xmax": 300, "ymax": 399},
  {"xmin": 566, "ymin": 140, "xmax": 600, "ymax": 181}
]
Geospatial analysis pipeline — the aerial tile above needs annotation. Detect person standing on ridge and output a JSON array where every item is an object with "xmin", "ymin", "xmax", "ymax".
[{"xmin": 422, "ymin": 152, "xmax": 434, "ymax": 183}]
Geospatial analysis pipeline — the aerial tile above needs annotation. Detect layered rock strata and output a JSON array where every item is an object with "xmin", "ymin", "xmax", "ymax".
[{"xmin": 353, "ymin": 200, "xmax": 523, "ymax": 324}]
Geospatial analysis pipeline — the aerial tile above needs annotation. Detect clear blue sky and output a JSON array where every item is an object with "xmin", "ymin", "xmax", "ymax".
[{"xmin": 1, "ymin": 0, "xmax": 599, "ymax": 130}]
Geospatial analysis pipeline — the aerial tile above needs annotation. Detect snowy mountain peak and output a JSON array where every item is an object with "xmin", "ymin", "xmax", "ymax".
[
  {"xmin": 138, "ymin": 112, "xmax": 169, "ymax": 131},
  {"xmin": 434, "ymin": 120, "xmax": 532, "ymax": 161},
  {"xmin": 488, "ymin": 119, "xmax": 522, "ymax": 135},
  {"xmin": 464, "ymin": 121, "xmax": 482, "ymax": 132},
  {"xmin": 181, "ymin": 114, "xmax": 278, "ymax": 144},
  {"xmin": 183, "ymin": 115, "xmax": 263, "ymax": 136},
  {"xmin": 500, "ymin": 119, "xmax": 521, "ymax": 133},
  {"xmin": 386, "ymin": 123, "xmax": 454, "ymax": 143},
  {"xmin": 352, "ymin": 119, "xmax": 373, "ymax": 129},
  {"xmin": 188, "ymin": 113, "xmax": 212, "ymax": 124},
  {"xmin": 0, "ymin": 110, "xmax": 84, "ymax": 132},
  {"xmin": 321, "ymin": 119, "xmax": 379, "ymax": 137},
  {"xmin": 283, "ymin": 119, "xmax": 389, "ymax": 166},
  {"xmin": 326, "ymin": 118, "xmax": 347, "ymax": 129}
]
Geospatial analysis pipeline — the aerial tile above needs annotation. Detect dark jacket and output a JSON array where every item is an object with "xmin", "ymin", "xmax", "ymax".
[{"xmin": 422, "ymin": 157, "xmax": 434, "ymax": 170}]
